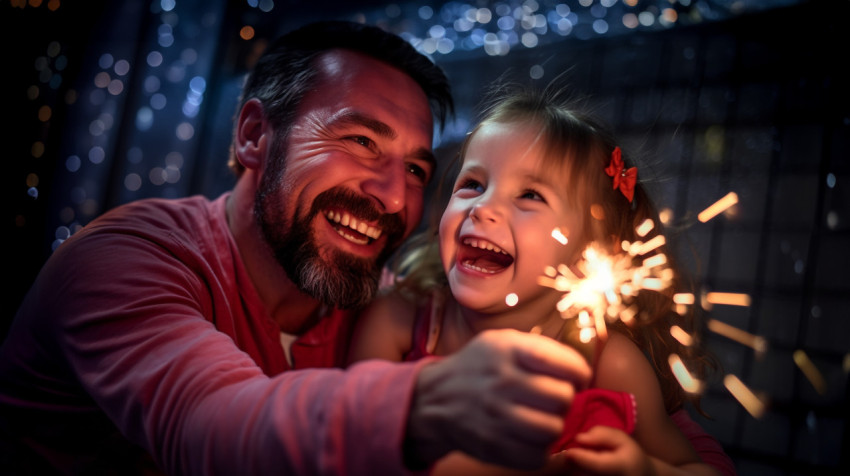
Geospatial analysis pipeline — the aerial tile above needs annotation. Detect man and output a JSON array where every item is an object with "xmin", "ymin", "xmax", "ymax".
[{"xmin": 0, "ymin": 21, "xmax": 592, "ymax": 474}]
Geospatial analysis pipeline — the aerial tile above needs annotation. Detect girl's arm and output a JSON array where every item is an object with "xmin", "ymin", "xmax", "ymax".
[
  {"xmin": 347, "ymin": 290, "xmax": 417, "ymax": 364},
  {"xmin": 565, "ymin": 331, "xmax": 721, "ymax": 476}
]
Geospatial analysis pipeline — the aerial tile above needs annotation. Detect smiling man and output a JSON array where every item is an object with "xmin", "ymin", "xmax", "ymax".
[
  {"xmin": 236, "ymin": 48, "xmax": 435, "ymax": 327},
  {"xmin": 0, "ymin": 21, "xmax": 594, "ymax": 474}
]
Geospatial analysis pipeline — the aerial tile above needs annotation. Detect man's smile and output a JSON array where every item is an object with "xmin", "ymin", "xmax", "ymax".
[{"xmin": 325, "ymin": 209, "xmax": 383, "ymax": 245}]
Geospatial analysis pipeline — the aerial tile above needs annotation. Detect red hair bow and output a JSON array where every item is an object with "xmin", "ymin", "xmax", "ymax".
[{"xmin": 604, "ymin": 146, "xmax": 637, "ymax": 203}]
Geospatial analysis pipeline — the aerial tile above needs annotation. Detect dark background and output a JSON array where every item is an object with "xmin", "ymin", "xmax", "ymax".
[{"xmin": 3, "ymin": 0, "xmax": 848, "ymax": 474}]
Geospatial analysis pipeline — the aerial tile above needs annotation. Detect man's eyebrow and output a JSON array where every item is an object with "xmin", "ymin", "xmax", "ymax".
[
  {"xmin": 330, "ymin": 110, "xmax": 436, "ymax": 169},
  {"xmin": 329, "ymin": 111, "xmax": 397, "ymax": 140}
]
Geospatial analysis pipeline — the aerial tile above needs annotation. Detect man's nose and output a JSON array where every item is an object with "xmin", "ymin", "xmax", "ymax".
[{"xmin": 361, "ymin": 161, "xmax": 406, "ymax": 215}]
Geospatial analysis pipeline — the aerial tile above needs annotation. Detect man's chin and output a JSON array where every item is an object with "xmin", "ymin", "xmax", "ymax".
[{"xmin": 289, "ymin": 249, "xmax": 382, "ymax": 310}]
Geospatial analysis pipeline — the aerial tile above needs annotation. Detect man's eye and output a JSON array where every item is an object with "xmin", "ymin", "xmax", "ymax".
[
  {"xmin": 407, "ymin": 163, "xmax": 429, "ymax": 183},
  {"xmin": 348, "ymin": 136, "xmax": 375, "ymax": 149}
]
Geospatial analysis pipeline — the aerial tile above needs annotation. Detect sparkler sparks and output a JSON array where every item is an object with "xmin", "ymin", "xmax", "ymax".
[
  {"xmin": 703, "ymin": 292, "xmax": 752, "ymax": 308},
  {"xmin": 551, "ymin": 227, "xmax": 569, "ymax": 245},
  {"xmin": 698, "ymin": 192, "xmax": 739, "ymax": 223},
  {"xmin": 793, "ymin": 350, "xmax": 827, "ymax": 395},
  {"xmin": 538, "ymin": 219, "xmax": 675, "ymax": 358},
  {"xmin": 669, "ymin": 353, "xmax": 703, "ymax": 393},
  {"xmin": 724, "ymin": 374, "xmax": 766, "ymax": 418},
  {"xmin": 670, "ymin": 325, "xmax": 694, "ymax": 346},
  {"xmin": 707, "ymin": 319, "xmax": 768, "ymax": 355},
  {"xmin": 530, "ymin": 189, "xmax": 830, "ymax": 420}
]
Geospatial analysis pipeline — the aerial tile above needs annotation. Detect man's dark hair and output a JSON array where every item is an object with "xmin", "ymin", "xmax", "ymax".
[{"xmin": 229, "ymin": 20, "xmax": 454, "ymax": 175}]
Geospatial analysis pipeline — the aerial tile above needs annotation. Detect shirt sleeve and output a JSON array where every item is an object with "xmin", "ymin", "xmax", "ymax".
[{"xmin": 41, "ymin": 228, "xmax": 428, "ymax": 475}]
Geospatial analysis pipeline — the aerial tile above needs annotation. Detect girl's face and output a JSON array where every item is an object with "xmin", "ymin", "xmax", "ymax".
[{"xmin": 439, "ymin": 120, "xmax": 583, "ymax": 315}]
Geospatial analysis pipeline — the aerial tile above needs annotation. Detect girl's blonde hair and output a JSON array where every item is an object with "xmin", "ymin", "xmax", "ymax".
[{"xmin": 392, "ymin": 82, "xmax": 716, "ymax": 414}]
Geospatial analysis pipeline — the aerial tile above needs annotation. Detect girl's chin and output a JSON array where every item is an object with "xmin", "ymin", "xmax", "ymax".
[{"xmin": 449, "ymin": 286, "xmax": 514, "ymax": 313}]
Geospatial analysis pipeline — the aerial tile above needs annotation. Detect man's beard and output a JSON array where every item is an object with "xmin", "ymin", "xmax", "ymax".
[{"xmin": 254, "ymin": 160, "xmax": 406, "ymax": 309}]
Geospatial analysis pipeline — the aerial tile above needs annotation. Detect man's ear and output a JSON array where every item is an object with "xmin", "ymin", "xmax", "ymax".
[{"xmin": 234, "ymin": 98, "xmax": 271, "ymax": 171}]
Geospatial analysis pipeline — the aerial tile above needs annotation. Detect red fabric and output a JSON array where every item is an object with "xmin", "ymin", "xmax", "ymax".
[
  {"xmin": 0, "ymin": 193, "xmax": 425, "ymax": 475},
  {"xmin": 551, "ymin": 388, "xmax": 637, "ymax": 452}
]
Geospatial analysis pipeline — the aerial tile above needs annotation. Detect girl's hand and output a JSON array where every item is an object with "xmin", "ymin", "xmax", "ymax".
[{"xmin": 562, "ymin": 426, "xmax": 655, "ymax": 476}]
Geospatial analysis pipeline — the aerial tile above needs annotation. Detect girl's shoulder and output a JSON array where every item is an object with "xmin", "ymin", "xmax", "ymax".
[
  {"xmin": 593, "ymin": 331, "xmax": 661, "ymax": 395},
  {"xmin": 349, "ymin": 288, "xmax": 433, "ymax": 364}
]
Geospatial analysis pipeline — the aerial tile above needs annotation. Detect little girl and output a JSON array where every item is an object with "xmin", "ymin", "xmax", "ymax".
[{"xmin": 350, "ymin": 85, "xmax": 727, "ymax": 475}]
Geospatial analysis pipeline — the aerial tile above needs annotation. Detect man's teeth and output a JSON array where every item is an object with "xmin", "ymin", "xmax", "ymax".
[
  {"xmin": 462, "ymin": 238, "xmax": 508, "ymax": 255},
  {"xmin": 326, "ymin": 211, "xmax": 383, "ymax": 240}
]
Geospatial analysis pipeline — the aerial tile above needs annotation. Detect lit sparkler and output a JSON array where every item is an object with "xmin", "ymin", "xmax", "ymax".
[
  {"xmin": 536, "ymin": 219, "xmax": 675, "ymax": 360},
  {"xmin": 528, "ymin": 190, "xmax": 832, "ymax": 420}
]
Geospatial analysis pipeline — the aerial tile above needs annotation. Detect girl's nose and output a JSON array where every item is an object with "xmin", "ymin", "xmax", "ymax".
[{"xmin": 469, "ymin": 200, "xmax": 501, "ymax": 223}]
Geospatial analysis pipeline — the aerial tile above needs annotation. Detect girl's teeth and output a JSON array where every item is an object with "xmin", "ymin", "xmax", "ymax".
[
  {"xmin": 463, "ymin": 238, "xmax": 508, "ymax": 255},
  {"xmin": 462, "ymin": 261, "xmax": 498, "ymax": 274}
]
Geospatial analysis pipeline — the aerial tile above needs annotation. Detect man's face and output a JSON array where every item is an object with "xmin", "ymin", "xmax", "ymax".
[{"xmin": 255, "ymin": 49, "xmax": 435, "ymax": 309}]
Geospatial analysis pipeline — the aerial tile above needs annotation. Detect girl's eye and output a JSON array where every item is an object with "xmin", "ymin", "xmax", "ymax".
[
  {"xmin": 520, "ymin": 189, "xmax": 546, "ymax": 202},
  {"xmin": 456, "ymin": 179, "xmax": 484, "ymax": 193}
]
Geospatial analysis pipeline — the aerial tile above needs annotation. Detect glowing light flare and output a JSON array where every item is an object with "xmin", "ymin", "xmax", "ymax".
[
  {"xmin": 636, "ymin": 218, "xmax": 654, "ymax": 237},
  {"xmin": 704, "ymin": 292, "xmax": 751, "ymax": 308},
  {"xmin": 658, "ymin": 208, "xmax": 673, "ymax": 224},
  {"xmin": 707, "ymin": 319, "xmax": 768, "ymax": 354},
  {"xmin": 594, "ymin": 311, "xmax": 608, "ymax": 341},
  {"xmin": 669, "ymin": 354, "xmax": 702, "ymax": 393},
  {"xmin": 724, "ymin": 374, "xmax": 766, "ymax": 418},
  {"xmin": 577, "ymin": 310, "xmax": 596, "ymax": 343},
  {"xmin": 670, "ymin": 325, "xmax": 693, "ymax": 346},
  {"xmin": 579, "ymin": 328, "xmax": 595, "ymax": 343},
  {"xmin": 642, "ymin": 254, "xmax": 667, "ymax": 269},
  {"xmin": 619, "ymin": 305, "xmax": 637, "ymax": 325},
  {"xmin": 551, "ymin": 227, "xmax": 568, "ymax": 245},
  {"xmin": 505, "ymin": 293, "xmax": 519, "ymax": 307},
  {"xmin": 641, "ymin": 277, "xmax": 665, "ymax": 290},
  {"xmin": 630, "ymin": 235, "xmax": 666, "ymax": 256},
  {"xmin": 673, "ymin": 292, "xmax": 694, "ymax": 316},
  {"xmin": 240, "ymin": 26, "xmax": 255, "ymax": 40},
  {"xmin": 698, "ymin": 192, "xmax": 739, "ymax": 223},
  {"xmin": 793, "ymin": 350, "xmax": 826, "ymax": 394}
]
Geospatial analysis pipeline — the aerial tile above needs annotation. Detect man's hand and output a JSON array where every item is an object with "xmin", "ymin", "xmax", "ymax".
[{"xmin": 404, "ymin": 329, "xmax": 592, "ymax": 470}]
